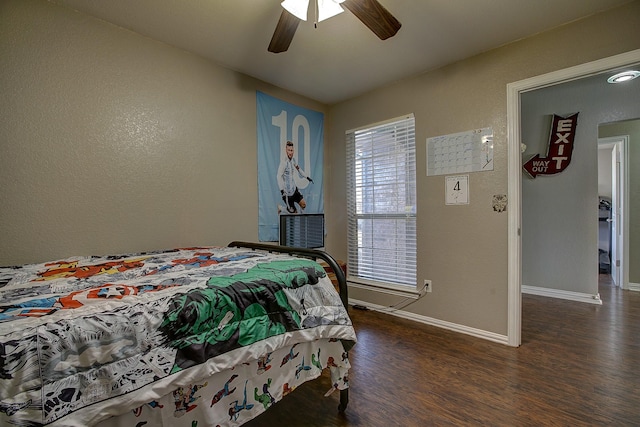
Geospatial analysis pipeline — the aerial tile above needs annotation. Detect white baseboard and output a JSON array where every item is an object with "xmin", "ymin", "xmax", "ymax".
[
  {"xmin": 629, "ymin": 282, "xmax": 640, "ymax": 292},
  {"xmin": 521, "ymin": 285, "xmax": 602, "ymax": 305},
  {"xmin": 349, "ymin": 298, "xmax": 509, "ymax": 345}
]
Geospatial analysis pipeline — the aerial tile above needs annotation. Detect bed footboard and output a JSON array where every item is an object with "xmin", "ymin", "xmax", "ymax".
[{"xmin": 227, "ymin": 241, "xmax": 350, "ymax": 412}]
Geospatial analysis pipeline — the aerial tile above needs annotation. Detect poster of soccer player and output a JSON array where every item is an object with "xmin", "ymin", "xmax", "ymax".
[{"xmin": 256, "ymin": 91, "xmax": 324, "ymax": 242}]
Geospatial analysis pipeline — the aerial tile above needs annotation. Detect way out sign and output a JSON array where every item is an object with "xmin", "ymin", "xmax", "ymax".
[{"xmin": 523, "ymin": 113, "xmax": 579, "ymax": 178}]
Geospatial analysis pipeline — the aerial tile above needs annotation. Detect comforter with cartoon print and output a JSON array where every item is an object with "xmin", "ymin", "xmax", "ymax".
[{"xmin": 0, "ymin": 247, "xmax": 356, "ymax": 426}]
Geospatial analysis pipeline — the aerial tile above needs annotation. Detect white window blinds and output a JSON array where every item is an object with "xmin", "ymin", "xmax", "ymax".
[{"xmin": 346, "ymin": 114, "xmax": 417, "ymax": 288}]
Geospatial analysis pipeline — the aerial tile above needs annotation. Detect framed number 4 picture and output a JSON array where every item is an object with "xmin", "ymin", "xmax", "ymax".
[{"xmin": 445, "ymin": 175, "xmax": 469, "ymax": 205}]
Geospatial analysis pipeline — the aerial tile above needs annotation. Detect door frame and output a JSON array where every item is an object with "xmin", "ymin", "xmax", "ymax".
[
  {"xmin": 598, "ymin": 135, "xmax": 629, "ymax": 290},
  {"xmin": 506, "ymin": 48, "xmax": 640, "ymax": 347}
]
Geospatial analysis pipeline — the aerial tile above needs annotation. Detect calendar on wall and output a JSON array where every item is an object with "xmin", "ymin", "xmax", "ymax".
[{"xmin": 427, "ymin": 127, "xmax": 494, "ymax": 176}]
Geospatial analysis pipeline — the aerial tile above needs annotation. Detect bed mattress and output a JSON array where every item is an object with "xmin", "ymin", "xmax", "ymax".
[{"xmin": 0, "ymin": 246, "xmax": 356, "ymax": 426}]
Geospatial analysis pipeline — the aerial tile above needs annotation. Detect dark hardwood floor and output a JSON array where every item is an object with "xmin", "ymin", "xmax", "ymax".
[{"xmin": 245, "ymin": 275, "xmax": 640, "ymax": 426}]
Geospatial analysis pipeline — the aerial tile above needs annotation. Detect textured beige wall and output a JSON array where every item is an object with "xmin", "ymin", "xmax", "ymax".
[
  {"xmin": 326, "ymin": 1, "xmax": 640, "ymax": 335},
  {"xmin": 0, "ymin": 0, "xmax": 327, "ymax": 265}
]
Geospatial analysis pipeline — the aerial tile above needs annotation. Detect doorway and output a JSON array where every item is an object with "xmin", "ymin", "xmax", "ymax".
[
  {"xmin": 597, "ymin": 135, "xmax": 628, "ymax": 289},
  {"xmin": 506, "ymin": 49, "xmax": 640, "ymax": 347},
  {"xmin": 599, "ymin": 117, "xmax": 640, "ymax": 290}
]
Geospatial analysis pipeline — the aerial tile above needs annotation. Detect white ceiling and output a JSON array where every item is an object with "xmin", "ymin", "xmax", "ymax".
[{"xmin": 50, "ymin": 0, "xmax": 632, "ymax": 104}]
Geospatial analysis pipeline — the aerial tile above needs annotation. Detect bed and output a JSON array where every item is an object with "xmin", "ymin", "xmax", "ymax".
[{"xmin": 0, "ymin": 241, "xmax": 356, "ymax": 427}]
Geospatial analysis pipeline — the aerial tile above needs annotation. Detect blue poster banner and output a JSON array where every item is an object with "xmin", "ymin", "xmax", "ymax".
[{"xmin": 257, "ymin": 92, "xmax": 324, "ymax": 242}]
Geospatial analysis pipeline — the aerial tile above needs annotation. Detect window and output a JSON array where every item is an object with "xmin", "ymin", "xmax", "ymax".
[{"xmin": 346, "ymin": 114, "xmax": 417, "ymax": 289}]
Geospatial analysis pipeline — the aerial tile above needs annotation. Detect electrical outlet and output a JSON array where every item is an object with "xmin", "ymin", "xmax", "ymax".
[{"xmin": 423, "ymin": 279, "xmax": 432, "ymax": 293}]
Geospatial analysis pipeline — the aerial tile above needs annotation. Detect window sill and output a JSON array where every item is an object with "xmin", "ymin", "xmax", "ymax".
[{"xmin": 347, "ymin": 278, "xmax": 421, "ymax": 299}]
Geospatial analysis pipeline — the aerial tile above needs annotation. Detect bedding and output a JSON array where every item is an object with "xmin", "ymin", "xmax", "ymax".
[{"xmin": 0, "ymin": 245, "xmax": 356, "ymax": 426}]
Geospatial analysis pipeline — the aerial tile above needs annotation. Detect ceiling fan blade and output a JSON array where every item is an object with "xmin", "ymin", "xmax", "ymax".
[
  {"xmin": 342, "ymin": 0, "xmax": 401, "ymax": 40},
  {"xmin": 268, "ymin": 9, "xmax": 300, "ymax": 53}
]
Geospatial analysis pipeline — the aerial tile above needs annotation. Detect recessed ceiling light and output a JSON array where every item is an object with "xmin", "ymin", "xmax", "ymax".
[{"xmin": 607, "ymin": 70, "xmax": 640, "ymax": 84}]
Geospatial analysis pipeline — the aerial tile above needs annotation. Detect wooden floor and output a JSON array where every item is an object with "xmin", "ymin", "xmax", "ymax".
[{"xmin": 245, "ymin": 275, "xmax": 640, "ymax": 426}]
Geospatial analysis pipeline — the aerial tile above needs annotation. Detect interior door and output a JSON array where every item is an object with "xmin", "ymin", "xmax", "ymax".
[{"xmin": 610, "ymin": 144, "xmax": 620, "ymax": 286}]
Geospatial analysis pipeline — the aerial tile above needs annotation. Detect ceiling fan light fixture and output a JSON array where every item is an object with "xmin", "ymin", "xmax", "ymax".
[
  {"xmin": 270, "ymin": 0, "xmax": 401, "ymax": 53},
  {"xmin": 317, "ymin": 0, "xmax": 345, "ymax": 22},
  {"xmin": 281, "ymin": 0, "xmax": 309, "ymax": 21}
]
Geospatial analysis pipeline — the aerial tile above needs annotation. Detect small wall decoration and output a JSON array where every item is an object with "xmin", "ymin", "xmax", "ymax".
[
  {"xmin": 492, "ymin": 194, "xmax": 508, "ymax": 212},
  {"xmin": 445, "ymin": 175, "xmax": 469, "ymax": 205},
  {"xmin": 523, "ymin": 113, "xmax": 579, "ymax": 178}
]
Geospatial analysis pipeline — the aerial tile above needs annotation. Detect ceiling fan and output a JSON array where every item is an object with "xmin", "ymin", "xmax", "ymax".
[{"xmin": 268, "ymin": 0, "xmax": 401, "ymax": 53}]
